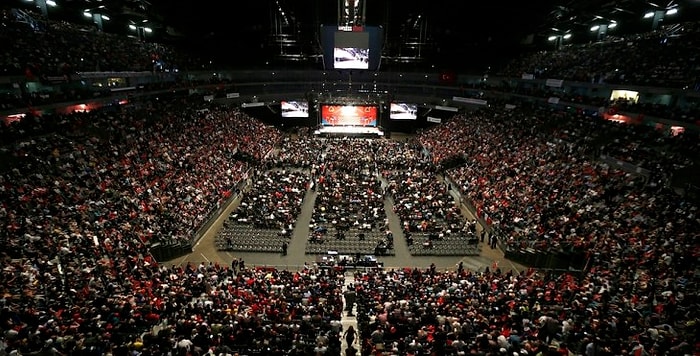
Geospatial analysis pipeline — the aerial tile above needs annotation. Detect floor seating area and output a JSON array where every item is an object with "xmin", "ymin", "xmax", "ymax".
[
  {"xmin": 305, "ymin": 228, "xmax": 394, "ymax": 256},
  {"xmin": 215, "ymin": 222, "xmax": 290, "ymax": 253},
  {"xmin": 215, "ymin": 169, "xmax": 308, "ymax": 253},
  {"xmin": 406, "ymin": 231, "xmax": 481, "ymax": 256},
  {"xmin": 306, "ymin": 168, "xmax": 392, "ymax": 256},
  {"xmin": 384, "ymin": 169, "xmax": 480, "ymax": 256}
]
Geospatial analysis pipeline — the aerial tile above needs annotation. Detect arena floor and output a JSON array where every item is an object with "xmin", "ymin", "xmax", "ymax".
[{"xmin": 165, "ymin": 133, "xmax": 526, "ymax": 273}]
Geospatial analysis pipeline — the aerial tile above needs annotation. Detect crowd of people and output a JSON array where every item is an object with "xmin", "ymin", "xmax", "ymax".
[
  {"xmin": 352, "ymin": 265, "xmax": 695, "ymax": 355},
  {"xmin": 229, "ymin": 133, "xmax": 486, "ymax": 257},
  {"xmin": 2, "ymin": 259, "xmax": 348, "ymax": 356},
  {"xmin": 0, "ymin": 100, "xmax": 275, "ymax": 249},
  {"xmin": 309, "ymin": 169, "xmax": 386, "ymax": 245},
  {"xmin": 271, "ymin": 136, "xmax": 428, "ymax": 174},
  {"xmin": 384, "ymin": 168, "xmax": 472, "ymax": 249},
  {"xmin": 497, "ymin": 21, "xmax": 700, "ymax": 90},
  {"xmin": 405, "ymin": 104, "xmax": 699, "ymax": 354},
  {"xmin": 0, "ymin": 5, "xmax": 699, "ymax": 354},
  {"xmin": 0, "ymin": 8, "xmax": 200, "ymax": 78},
  {"xmin": 0, "ymin": 94, "xmax": 697, "ymax": 355},
  {"xmin": 274, "ymin": 137, "xmax": 417, "ymax": 255},
  {"xmin": 419, "ymin": 105, "xmax": 698, "ymax": 256},
  {"xmin": 228, "ymin": 169, "xmax": 309, "ymax": 230},
  {"xmin": 0, "ymin": 97, "xmax": 290, "ymax": 354},
  {"xmin": 217, "ymin": 169, "xmax": 310, "ymax": 252}
]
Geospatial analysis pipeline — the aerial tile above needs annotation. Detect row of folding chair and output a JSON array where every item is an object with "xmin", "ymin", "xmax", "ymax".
[
  {"xmin": 216, "ymin": 225, "xmax": 290, "ymax": 252},
  {"xmin": 408, "ymin": 244, "xmax": 481, "ymax": 256},
  {"xmin": 304, "ymin": 244, "xmax": 395, "ymax": 255}
]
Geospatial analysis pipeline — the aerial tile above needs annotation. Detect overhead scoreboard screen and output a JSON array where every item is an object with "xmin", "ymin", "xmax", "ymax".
[
  {"xmin": 320, "ymin": 104, "xmax": 378, "ymax": 126},
  {"xmin": 333, "ymin": 31, "xmax": 370, "ymax": 69},
  {"xmin": 321, "ymin": 25, "xmax": 383, "ymax": 70}
]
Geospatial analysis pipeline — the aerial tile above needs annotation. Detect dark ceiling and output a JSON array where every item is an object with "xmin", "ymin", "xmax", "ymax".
[
  {"xmin": 146, "ymin": 0, "xmax": 557, "ymax": 67},
  {"xmin": 7, "ymin": 0, "xmax": 700, "ymax": 71}
]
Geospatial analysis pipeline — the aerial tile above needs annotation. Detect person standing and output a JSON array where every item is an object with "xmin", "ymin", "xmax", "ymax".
[
  {"xmin": 345, "ymin": 345, "xmax": 358, "ymax": 356},
  {"xmin": 231, "ymin": 258, "xmax": 238, "ymax": 272},
  {"xmin": 344, "ymin": 325, "xmax": 357, "ymax": 347},
  {"xmin": 344, "ymin": 285, "xmax": 356, "ymax": 316},
  {"xmin": 282, "ymin": 241, "xmax": 288, "ymax": 256}
]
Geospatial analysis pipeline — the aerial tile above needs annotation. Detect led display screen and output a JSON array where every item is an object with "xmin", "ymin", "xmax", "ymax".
[
  {"xmin": 389, "ymin": 102, "xmax": 418, "ymax": 120},
  {"xmin": 320, "ymin": 104, "xmax": 378, "ymax": 126},
  {"xmin": 333, "ymin": 48, "xmax": 370, "ymax": 69},
  {"xmin": 321, "ymin": 25, "xmax": 383, "ymax": 70},
  {"xmin": 281, "ymin": 100, "xmax": 309, "ymax": 118}
]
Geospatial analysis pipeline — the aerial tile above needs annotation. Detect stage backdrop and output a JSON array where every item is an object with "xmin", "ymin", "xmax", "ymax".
[{"xmin": 320, "ymin": 104, "xmax": 378, "ymax": 126}]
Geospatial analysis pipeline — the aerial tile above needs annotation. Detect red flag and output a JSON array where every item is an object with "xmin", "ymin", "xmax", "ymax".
[{"xmin": 439, "ymin": 71, "xmax": 456, "ymax": 83}]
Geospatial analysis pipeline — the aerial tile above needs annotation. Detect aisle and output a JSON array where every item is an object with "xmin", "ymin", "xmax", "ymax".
[
  {"xmin": 285, "ymin": 187, "xmax": 317, "ymax": 260},
  {"xmin": 340, "ymin": 271, "xmax": 359, "ymax": 355}
]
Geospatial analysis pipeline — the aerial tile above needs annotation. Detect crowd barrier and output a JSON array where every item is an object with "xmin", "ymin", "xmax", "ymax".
[
  {"xmin": 148, "ymin": 242, "xmax": 194, "ymax": 263},
  {"xmin": 503, "ymin": 247, "xmax": 588, "ymax": 272},
  {"xmin": 599, "ymin": 154, "xmax": 651, "ymax": 180}
]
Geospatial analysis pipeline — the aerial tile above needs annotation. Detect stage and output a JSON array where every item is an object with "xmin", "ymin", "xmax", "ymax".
[{"xmin": 314, "ymin": 125, "xmax": 384, "ymax": 137}]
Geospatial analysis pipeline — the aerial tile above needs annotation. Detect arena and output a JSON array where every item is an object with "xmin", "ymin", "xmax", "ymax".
[{"xmin": 1, "ymin": 0, "xmax": 699, "ymax": 355}]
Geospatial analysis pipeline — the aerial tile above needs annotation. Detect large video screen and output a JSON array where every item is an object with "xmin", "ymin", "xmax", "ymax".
[
  {"xmin": 321, "ymin": 104, "xmax": 377, "ymax": 126},
  {"xmin": 281, "ymin": 100, "xmax": 309, "ymax": 118},
  {"xmin": 390, "ymin": 102, "xmax": 418, "ymax": 120},
  {"xmin": 333, "ymin": 48, "xmax": 369, "ymax": 69},
  {"xmin": 333, "ymin": 31, "xmax": 369, "ymax": 69},
  {"xmin": 321, "ymin": 25, "xmax": 383, "ymax": 70}
]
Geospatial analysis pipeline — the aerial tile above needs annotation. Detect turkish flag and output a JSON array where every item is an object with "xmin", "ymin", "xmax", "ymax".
[{"xmin": 439, "ymin": 71, "xmax": 456, "ymax": 83}]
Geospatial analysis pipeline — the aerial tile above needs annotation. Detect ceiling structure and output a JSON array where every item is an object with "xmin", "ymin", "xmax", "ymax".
[{"xmin": 6, "ymin": 0, "xmax": 700, "ymax": 71}]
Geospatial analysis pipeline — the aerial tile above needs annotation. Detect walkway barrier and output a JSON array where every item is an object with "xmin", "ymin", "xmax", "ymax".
[
  {"xmin": 149, "ymin": 242, "xmax": 193, "ymax": 262},
  {"xmin": 599, "ymin": 154, "xmax": 651, "ymax": 180},
  {"xmin": 503, "ymin": 248, "xmax": 587, "ymax": 271}
]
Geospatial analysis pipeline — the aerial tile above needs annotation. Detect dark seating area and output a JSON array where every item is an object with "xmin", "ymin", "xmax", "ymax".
[
  {"xmin": 0, "ymin": 8, "xmax": 201, "ymax": 77},
  {"xmin": 497, "ymin": 21, "xmax": 700, "ymax": 89}
]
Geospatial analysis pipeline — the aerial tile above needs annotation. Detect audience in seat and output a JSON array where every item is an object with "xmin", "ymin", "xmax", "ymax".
[
  {"xmin": 217, "ymin": 170, "xmax": 308, "ymax": 252},
  {"xmin": 0, "ymin": 8, "xmax": 698, "ymax": 354},
  {"xmin": 411, "ymin": 104, "xmax": 697, "ymax": 354},
  {"xmin": 353, "ymin": 265, "xmax": 696, "ymax": 356},
  {"xmin": 0, "ymin": 97, "xmax": 290, "ymax": 354},
  {"xmin": 0, "ymin": 9, "xmax": 201, "ymax": 77},
  {"xmin": 0, "ymin": 96, "xmax": 697, "ymax": 355},
  {"xmin": 497, "ymin": 21, "xmax": 700, "ymax": 89},
  {"xmin": 269, "ymin": 136, "xmax": 432, "ymax": 256},
  {"xmin": 385, "ymin": 168, "xmax": 478, "ymax": 256},
  {"xmin": 421, "ymin": 106, "xmax": 698, "ymax": 256}
]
